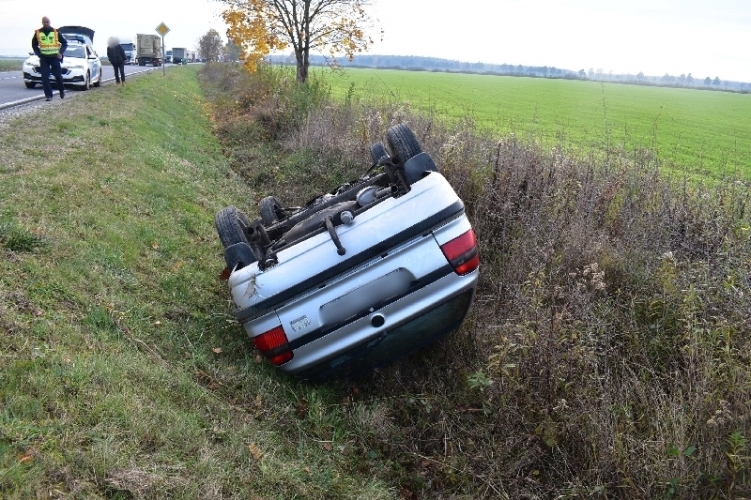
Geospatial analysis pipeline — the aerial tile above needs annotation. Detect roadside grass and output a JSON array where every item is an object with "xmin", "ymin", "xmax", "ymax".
[
  {"xmin": 200, "ymin": 63, "xmax": 751, "ymax": 499},
  {"xmin": 0, "ymin": 67, "xmax": 395, "ymax": 499},
  {"xmin": 0, "ymin": 59, "xmax": 23, "ymax": 72},
  {"xmin": 3, "ymin": 61, "xmax": 750, "ymax": 500},
  {"xmin": 319, "ymin": 67, "xmax": 751, "ymax": 180}
]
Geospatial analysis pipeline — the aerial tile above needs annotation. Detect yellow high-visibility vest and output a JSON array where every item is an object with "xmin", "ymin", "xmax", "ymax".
[{"xmin": 36, "ymin": 29, "xmax": 61, "ymax": 57}]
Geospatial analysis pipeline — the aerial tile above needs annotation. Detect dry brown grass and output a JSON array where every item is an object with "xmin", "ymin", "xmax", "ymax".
[{"xmin": 201, "ymin": 63, "xmax": 751, "ymax": 499}]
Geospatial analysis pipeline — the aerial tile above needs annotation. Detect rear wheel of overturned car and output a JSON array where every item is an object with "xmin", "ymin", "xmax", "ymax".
[
  {"xmin": 386, "ymin": 124, "xmax": 422, "ymax": 163},
  {"xmin": 370, "ymin": 142, "xmax": 390, "ymax": 164},
  {"xmin": 215, "ymin": 206, "xmax": 251, "ymax": 248},
  {"xmin": 259, "ymin": 196, "xmax": 287, "ymax": 226}
]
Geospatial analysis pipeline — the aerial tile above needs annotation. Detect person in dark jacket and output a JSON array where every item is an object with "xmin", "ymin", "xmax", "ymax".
[
  {"xmin": 107, "ymin": 37, "xmax": 127, "ymax": 85},
  {"xmin": 31, "ymin": 16, "xmax": 68, "ymax": 101}
]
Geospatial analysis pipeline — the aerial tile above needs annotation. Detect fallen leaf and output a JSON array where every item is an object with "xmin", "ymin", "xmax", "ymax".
[
  {"xmin": 400, "ymin": 487, "xmax": 417, "ymax": 500},
  {"xmin": 212, "ymin": 347, "xmax": 223, "ymax": 354},
  {"xmin": 295, "ymin": 398, "xmax": 309, "ymax": 419},
  {"xmin": 18, "ymin": 448, "xmax": 36, "ymax": 464},
  {"xmin": 248, "ymin": 443, "xmax": 263, "ymax": 460},
  {"xmin": 219, "ymin": 267, "xmax": 231, "ymax": 281},
  {"xmin": 322, "ymin": 442, "xmax": 333, "ymax": 451}
]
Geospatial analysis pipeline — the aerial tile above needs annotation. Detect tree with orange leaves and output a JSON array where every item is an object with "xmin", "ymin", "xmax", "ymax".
[{"xmin": 220, "ymin": 0, "xmax": 380, "ymax": 83}]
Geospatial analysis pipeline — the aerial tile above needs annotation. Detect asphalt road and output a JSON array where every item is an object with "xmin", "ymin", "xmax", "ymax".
[{"xmin": 0, "ymin": 64, "xmax": 167, "ymax": 109}]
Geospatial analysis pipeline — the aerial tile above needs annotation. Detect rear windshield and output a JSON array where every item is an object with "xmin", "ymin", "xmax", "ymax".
[{"xmin": 64, "ymin": 46, "xmax": 86, "ymax": 58}]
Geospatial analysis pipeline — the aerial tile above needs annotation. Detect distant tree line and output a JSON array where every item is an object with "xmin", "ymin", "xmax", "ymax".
[{"xmin": 264, "ymin": 53, "xmax": 750, "ymax": 93}]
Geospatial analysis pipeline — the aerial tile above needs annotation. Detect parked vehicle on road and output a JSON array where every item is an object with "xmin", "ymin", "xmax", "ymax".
[
  {"xmin": 22, "ymin": 25, "xmax": 102, "ymax": 90},
  {"xmin": 135, "ymin": 34, "xmax": 162, "ymax": 66},
  {"xmin": 215, "ymin": 124, "xmax": 479, "ymax": 380}
]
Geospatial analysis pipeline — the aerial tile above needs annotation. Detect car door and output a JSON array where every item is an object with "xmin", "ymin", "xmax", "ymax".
[{"xmin": 86, "ymin": 46, "xmax": 100, "ymax": 81}]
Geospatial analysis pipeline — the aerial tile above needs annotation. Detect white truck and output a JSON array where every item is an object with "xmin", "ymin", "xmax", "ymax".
[
  {"xmin": 171, "ymin": 47, "xmax": 186, "ymax": 64},
  {"xmin": 119, "ymin": 37, "xmax": 136, "ymax": 64}
]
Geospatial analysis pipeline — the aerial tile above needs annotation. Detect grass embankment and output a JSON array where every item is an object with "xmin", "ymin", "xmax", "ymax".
[
  {"xmin": 0, "ymin": 67, "xmax": 394, "ymax": 499},
  {"xmin": 2, "ymin": 63, "xmax": 751, "ymax": 499},
  {"xmin": 320, "ymin": 67, "xmax": 751, "ymax": 179}
]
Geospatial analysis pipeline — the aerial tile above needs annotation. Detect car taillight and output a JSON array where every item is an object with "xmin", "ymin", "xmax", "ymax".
[
  {"xmin": 253, "ymin": 325, "xmax": 293, "ymax": 365},
  {"xmin": 440, "ymin": 229, "xmax": 479, "ymax": 276}
]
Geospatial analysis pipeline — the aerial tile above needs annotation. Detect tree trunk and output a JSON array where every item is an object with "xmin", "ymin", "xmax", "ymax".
[{"xmin": 295, "ymin": 48, "xmax": 309, "ymax": 83}]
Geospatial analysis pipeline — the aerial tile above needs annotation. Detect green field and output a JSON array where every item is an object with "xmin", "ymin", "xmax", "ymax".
[
  {"xmin": 0, "ymin": 59, "xmax": 23, "ymax": 72},
  {"xmin": 321, "ymin": 67, "xmax": 751, "ymax": 179}
]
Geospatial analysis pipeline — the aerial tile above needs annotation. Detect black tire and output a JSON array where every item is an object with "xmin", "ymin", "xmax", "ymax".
[
  {"xmin": 215, "ymin": 206, "xmax": 251, "ymax": 248},
  {"xmin": 24, "ymin": 82, "xmax": 36, "ymax": 89},
  {"xmin": 370, "ymin": 142, "xmax": 389, "ymax": 164},
  {"xmin": 386, "ymin": 124, "xmax": 422, "ymax": 163},
  {"xmin": 83, "ymin": 72, "xmax": 91, "ymax": 91},
  {"xmin": 259, "ymin": 196, "xmax": 286, "ymax": 226}
]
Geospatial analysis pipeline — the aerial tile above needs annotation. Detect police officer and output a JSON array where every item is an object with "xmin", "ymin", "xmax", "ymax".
[{"xmin": 31, "ymin": 16, "xmax": 68, "ymax": 101}]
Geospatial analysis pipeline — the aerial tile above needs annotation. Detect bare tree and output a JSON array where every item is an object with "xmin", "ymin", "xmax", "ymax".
[{"xmin": 197, "ymin": 29, "xmax": 224, "ymax": 62}]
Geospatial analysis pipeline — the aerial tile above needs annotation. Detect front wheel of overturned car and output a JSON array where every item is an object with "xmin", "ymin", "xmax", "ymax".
[
  {"xmin": 259, "ymin": 196, "xmax": 286, "ymax": 226},
  {"xmin": 215, "ymin": 206, "xmax": 251, "ymax": 248},
  {"xmin": 386, "ymin": 124, "xmax": 422, "ymax": 164}
]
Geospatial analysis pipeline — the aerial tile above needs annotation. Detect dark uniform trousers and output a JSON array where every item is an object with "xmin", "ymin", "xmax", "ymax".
[{"xmin": 39, "ymin": 56, "xmax": 64, "ymax": 98}]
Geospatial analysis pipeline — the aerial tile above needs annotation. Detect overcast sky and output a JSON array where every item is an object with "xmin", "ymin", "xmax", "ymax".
[{"xmin": 1, "ymin": 0, "xmax": 748, "ymax": 82}]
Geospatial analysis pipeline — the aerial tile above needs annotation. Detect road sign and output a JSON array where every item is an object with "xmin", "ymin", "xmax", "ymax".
[{"xmin": 156, "ymin": 22, "xmax": 170, "ymax": 36}]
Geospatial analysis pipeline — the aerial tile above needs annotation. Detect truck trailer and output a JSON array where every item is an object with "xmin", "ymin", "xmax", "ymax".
[
  {"xmin": 171, "ymin": 47, "xmax": 186, "ymax": 64},
  {"xmin": 136, "ymin": 34, "xmax": 162, "ymax": 66}
]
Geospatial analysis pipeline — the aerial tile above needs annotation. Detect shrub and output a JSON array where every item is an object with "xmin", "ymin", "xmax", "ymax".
[{"xmin": 200, "ymin": 62, "xmax": 751, "ymax": 500}]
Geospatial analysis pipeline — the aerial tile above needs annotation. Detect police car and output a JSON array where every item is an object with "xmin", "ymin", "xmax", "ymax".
[{"xmin": 23, "ymin": 26, "xmax": 103, "ymax": 91}]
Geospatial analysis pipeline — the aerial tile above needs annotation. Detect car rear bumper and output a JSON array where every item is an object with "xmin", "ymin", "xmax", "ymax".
[{"xmin": 283, "ymin": 268, "xmax": 478, "ymax": 379}]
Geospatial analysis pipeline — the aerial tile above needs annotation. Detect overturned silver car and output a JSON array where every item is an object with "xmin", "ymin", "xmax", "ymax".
[{"xmin": 215, "ymin": 124, "xmax": 479, "ymax": 379}]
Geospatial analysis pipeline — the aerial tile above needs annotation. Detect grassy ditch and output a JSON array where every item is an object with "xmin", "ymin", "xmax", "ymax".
[
  {"xmin": 0, "ymin": 67, "xmax": 394, "ymax": 500},
  {"xmin": 201, "ymin": 63, "xmax": 751, "ymax": 499}
]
